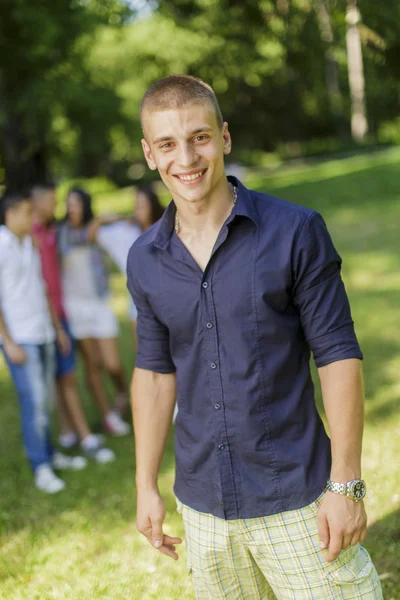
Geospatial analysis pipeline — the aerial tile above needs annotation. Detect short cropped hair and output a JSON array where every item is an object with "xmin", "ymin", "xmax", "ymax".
[
  {"xmin": 0, "ymin": 189, "xmax": 31, "ymax": 225},
  {"xmin": 140, "ymin": 75, "xmax": 224, "ymax": 135},
  {"xmin": 31, "ymin": 182, "xmax": 56, "ymax": 198}
]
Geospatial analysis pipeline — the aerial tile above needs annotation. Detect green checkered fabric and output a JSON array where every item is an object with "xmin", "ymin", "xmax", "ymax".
[{"xmin": 176, "ymin": 495, "xmax": 382, "ymax": 599}]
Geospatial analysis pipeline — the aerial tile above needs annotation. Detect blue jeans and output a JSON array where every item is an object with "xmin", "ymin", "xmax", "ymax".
[{"xmin": 1, "ymin": 342, "xmax": 56, "ymax": 473}]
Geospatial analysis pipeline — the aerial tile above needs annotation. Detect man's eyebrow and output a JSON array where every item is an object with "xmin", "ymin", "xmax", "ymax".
[{"xmin": 152, "ymin": 127, "xmax": 214, "ymax": 145}]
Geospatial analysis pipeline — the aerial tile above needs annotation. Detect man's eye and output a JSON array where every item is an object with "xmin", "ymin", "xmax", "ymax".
[
  {"xmin": 160, "ymin": 143, "xmax": 173, "ymax": 149},
  {"xmin": 194, "ymin": 135, "xmax": 208, "ymax": 142}
]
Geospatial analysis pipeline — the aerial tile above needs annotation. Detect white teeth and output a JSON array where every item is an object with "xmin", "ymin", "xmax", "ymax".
[{"xmin": 178, "ymin": 171, "xmax": 204, "ymax": 181}]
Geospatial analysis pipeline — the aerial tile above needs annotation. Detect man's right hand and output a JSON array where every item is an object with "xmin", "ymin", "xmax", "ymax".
[
  {"xmin": 136, "ymin": 489, "xmax": 182, "ymax": 560},
  {"xmin": 4, "ymin": 340, "xmax": 26, "ymax": 364}
]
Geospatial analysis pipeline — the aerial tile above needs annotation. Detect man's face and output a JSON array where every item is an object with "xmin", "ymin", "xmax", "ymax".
[
  {"xmin": 34, "ymin": 190, "xmax": 57, "ymax": 223},
  {"xmin": 141, "ymin": 102, "xmax": 231, "ymax": 205},
  {"xmin": 7, "ymin": 200, "xmax": 33, "ymax": 236}
]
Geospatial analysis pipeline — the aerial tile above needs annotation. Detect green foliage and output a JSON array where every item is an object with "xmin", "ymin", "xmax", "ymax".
[
  {"xmin": 1, "ymin": 0, "xmax": 400, "ymax": 185},
  {"xmin": 378, "ymin": 118, "xmax": 400, "ymax": 145},
  {"xmin": 56, "ymin": 176, "xmax": 117, "ymax": 201}
]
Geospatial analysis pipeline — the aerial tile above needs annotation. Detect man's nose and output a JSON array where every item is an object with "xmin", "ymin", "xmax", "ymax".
[{"xmin": 176, "ymin": 143, "xmax": 198, "ymax": 169}]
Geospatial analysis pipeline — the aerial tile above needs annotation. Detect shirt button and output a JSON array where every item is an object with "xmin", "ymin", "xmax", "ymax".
[
  {"xmin": 206, "ymin": 322, "xmax": 213, "ymax": 329},
  {"xmin": 202, "ymin": 282, "xmax": 208, "ymax": 289},
  {"xmin": 218, "ymin": 444, "xmax": 225, "ymax": 450},
  {"xmin": 210, "ymin": 362, "xmax": 217, "ymax": 369},
  {"xmin": 214, "ymin": 403, "xmax": 221, "ymax": 410}
]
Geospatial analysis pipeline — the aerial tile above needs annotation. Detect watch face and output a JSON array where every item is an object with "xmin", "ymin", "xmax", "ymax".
[{"xmin": 352, "ymin": 480, "xmax": 366, "ymax": 499}]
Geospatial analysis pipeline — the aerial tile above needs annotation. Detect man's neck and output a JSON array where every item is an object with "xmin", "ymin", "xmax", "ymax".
[
  {"xmin": 5, "ymin": 224, "xmax": 25, "ymax": 241},
  {"xmin": 33, "ymin": 215, "xmax": 49, "ymax": 228},
  {"xmin": 174, "ymin": 176, "xmax": 234, "ymax": 235}
]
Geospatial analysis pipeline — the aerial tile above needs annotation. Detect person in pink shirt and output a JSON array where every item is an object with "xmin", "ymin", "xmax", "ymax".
[{"xmin": 31, "ymin": 184, "xmax": 122, "ymax": 461}]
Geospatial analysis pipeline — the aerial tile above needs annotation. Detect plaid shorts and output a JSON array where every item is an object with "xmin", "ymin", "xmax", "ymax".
[{"xmin": 176, "ymin": 494, "xmax": 382, "ymax": 599}]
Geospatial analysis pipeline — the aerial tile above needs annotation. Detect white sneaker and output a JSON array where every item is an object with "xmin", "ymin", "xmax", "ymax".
[
  {"xmin": 81, "ymin": 434, "xmax": 116, "ymax": 463},
  {"xmin": 93, "ymin": 447, "xmax": 116, "ymax": 463},
  {"xmin": 81, "ymin": 433, "xmax": 105, "ymax": 448},
  {"xmin": 35, "ymin": 464, "xmax": 65, "ymax": 494},
  {"xmin": 52, "ymin": 451, "xmax": 88, "ymax": 471},
  {"xmin": 104, "ymin": 410, "xmax": 131, "ymax": 437},
  {"xmin": 58, "ymin": 432, "xmax": 79, "ymax": 448}
]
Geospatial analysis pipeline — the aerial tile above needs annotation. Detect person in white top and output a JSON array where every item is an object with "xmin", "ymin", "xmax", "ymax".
[
  {"xmin": 96, "ymin": 186, "xmax": 178, "ymax": 423},
  {"xmin": 0, "ymin": 190, "xmax": 87, "ymax": 494},
  {"xmin": 96, "ymin": 186, "xmax": 165, "ymax": 342},
  {"xmin": 58, "ymin": 188, "xmax": 131, "ymax": 426}
]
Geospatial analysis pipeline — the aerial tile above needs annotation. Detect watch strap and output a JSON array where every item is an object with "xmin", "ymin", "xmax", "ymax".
[{"xmin": 326, "ymin": 479, "xmax": 348, "ymax": 496}]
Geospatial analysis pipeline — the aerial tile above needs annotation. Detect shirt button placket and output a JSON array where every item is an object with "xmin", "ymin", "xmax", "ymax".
[{"xmin": 202, "ymin": 276, "xmax": 228, "ymax": 513}]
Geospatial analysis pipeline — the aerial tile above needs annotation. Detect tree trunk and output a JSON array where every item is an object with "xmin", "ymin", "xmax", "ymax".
[
  {"xmin": 315, "ymin": 0, "xmax": 344, "ymax": 129},
  {"xmin": 346, "ymin": 0, "xmax": 368, "ymax": 141},
  {"xmin": 0, "ymin": 86, "xmax": 48, "ymax": 189}
]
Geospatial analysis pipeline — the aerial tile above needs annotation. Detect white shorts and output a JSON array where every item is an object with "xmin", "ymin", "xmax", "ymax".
[{"xmin": 65, "ymin": 297, "xmax": 119, "ymax": 340}]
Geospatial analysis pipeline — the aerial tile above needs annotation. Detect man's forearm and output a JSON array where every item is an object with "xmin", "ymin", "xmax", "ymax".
[
  {"xmin": 0, "ymin": 311, "xmax": 12, "ymax": 344},
  {"xmin": 132, "ymin": 368, "xmax": 176, "ymax": 490},
  {"xmin": 45, "ymin": 291, "xmax": 62, "ymax": 335},
  {"xmin": 318, "ymin": 358, "xmax": 364, "ymax": 481}
]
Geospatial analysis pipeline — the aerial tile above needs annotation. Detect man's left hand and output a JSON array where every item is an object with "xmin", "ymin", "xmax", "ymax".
[{"xmin": 318, "ymin": 491, "xmax": 367, "ymax": 563}]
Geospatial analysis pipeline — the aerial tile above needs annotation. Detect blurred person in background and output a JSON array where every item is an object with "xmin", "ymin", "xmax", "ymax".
[
  {"xmin": 96, "ymin": 185, "xmax": 164, "ymax": 342},
  {"xmin": 31, "ymin": 183, "xmax": 115, "ymax": 464},
  {"xmin": 0, "ymin": 190, "xmax": 87, "ymax": 494},
  {"xmin": 58, "ymin": 188, "xmax": 130, "ymax": 434}
]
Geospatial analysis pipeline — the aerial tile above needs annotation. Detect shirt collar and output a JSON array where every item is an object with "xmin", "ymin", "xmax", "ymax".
[
  {"xmin": 151, "ymin": 176, "xmax": 259, "ymax": 250},
  {"xmin": 0, "ymin": 225, "xmax": 29, "ymax": 245},
  {"xmin": 229, "ymin": 175, "xmax": 259, "ymax": 227}
]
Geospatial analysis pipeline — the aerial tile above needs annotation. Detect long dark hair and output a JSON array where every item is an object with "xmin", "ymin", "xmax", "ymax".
[
  {"xmin": 137, "ymin": 186, "xmax": 164, "ymax": 225},
  {"xmin": 65, "ymin": 187, "xmax": 94, "ymax": 226}
]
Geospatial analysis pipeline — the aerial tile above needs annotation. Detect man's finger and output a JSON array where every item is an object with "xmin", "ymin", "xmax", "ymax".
[
  {"xmin": 151, "ymin": 518, "xmax": 164, "ymax": 548},
  {"xmin": 159, "ymin": 544, "xmax": 179, "ymax": 560},
  {"xmin": 163, "ymin": 535, "xmax": 182, "ymax": 545},
  {"xmin": 145, "ymin": 535, "xmax": 179, "ymax": 560},
  {"xmin": 342, "ymin": 532, "xmax": 353, "ymax": 549},
  {"xmin": 360, "ymin": 526, "xmax": 367, "ymax": 542},
  {"xmin": 326, "ymin": 532, "xmax": 343, "ymax": 562},
  {"xmin": 349, "ymin": 531, "xmax": 361, "ymax": 547},
  {"xmin": 318, "ymin": 513, "xmax": 330, "ymax": 551}
]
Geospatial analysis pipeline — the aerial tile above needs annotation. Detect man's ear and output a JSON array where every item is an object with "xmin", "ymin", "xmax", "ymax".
[
  {"xmin": 222, "ymin": 122, "xmax": 232, "ymax": 155},
  {"xmin": 141, "ymin": 139, "xmax": 157, "ymax": 171}
]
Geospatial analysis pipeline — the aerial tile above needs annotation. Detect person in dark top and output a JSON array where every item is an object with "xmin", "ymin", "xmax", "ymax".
[{"xmin": 127, "ymin": 75, "xmax": 382, "ymax": 599}]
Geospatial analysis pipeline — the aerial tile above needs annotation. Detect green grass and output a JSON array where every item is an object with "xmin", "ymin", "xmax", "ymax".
[{"xmin": 1, "ymin": 148, "xmax": 400, "ymax": 599}]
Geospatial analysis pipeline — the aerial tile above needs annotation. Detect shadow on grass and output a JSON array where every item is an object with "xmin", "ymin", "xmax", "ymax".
[{"xmin": 365, "ymin": 507, "xmax": 400, "ymax": 599}]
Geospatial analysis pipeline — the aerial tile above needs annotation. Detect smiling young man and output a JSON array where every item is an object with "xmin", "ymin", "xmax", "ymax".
[{"xmin": 127, "ymin": 75, "xmax": 382, "ymax": 599}]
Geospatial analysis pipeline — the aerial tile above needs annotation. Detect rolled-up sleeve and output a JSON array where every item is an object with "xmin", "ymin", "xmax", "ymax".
[
  {"xmin": 292, "ymin": 211, "xmax": 363, "ymax": 368},
  {"xmin": 127, "ymin": 246, "xmax": 176, "ymax": 374}
]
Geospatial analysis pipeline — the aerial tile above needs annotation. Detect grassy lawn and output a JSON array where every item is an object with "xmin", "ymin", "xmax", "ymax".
[{"xmin": 1, "ymin": 148, "xmax": 400, "ymax": 599}]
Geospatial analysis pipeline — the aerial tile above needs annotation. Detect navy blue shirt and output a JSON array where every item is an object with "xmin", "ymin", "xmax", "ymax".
[{"xmin": 127, "ymin": 177, "xmax": 363, "ymax": 520}]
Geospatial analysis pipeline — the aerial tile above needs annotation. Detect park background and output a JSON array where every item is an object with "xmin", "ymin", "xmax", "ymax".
[{"xmin": 0, "ymin": 1, "xmax": 399, "ymax": 598}]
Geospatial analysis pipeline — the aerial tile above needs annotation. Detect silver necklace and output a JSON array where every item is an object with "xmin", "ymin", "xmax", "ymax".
[{"xmin": 175, "ymin": 183, "xmax": 238, "ymax": 235}]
